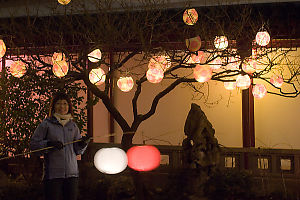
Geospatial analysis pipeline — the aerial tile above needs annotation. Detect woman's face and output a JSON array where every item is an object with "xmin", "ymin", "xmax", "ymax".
[{"xmin": 54, "ymin": 99, "xmax": 69, "ymax": 115}]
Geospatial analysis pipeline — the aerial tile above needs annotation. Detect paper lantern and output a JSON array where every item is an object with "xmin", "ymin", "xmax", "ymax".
[
  {"xmin": 209, "ymin": 57, "xmax": 222, "ymax": 70},
  {"xmin": 252, "ymin": 84, "xmax": 267, "ymax": 99},
  {"xmin": 226, "ymin": 56, "xmax": 240, "ymax": 70},
  {"xmin": 148, "ymin": 56, "xmax": 170, "ymax": 71},
  {"xmin": 214, "ymin": 36, "xmax": 228, "ymax": 50},
  {"xmin": 10, "ymin": 61, "xmax": 26, "ymax": 78},
  {"xmin": 242, "ymin": 60, "xmax": 256, "ymax": 74},
  {"xmin": 58, "ymin": 0, "xmax": 71, "ymax": 5},
  {"xmin": 224, "ymin": 81, "xmax": 236, "ymax": 90},
  {"xmin": 52, "ymin": 60, "xmax": 69, "ymax": 77},
  {"xmin": 127, "ymin": 145, "xmax": 161, "ymax": 172},
  {"xmin": 88, "ymin": 49, "xmax": 102, "ymax": 63},
  {"xmin": 146, "ymin": 68, "xmax": 164, "ymax": 83},
  {"xmin": 89, "ymin": 68, "xmax": 106, "ymax": 85},
  {"xmin": 185, "ymin": 36, "xmax": 201, "ymax": 52},
  {"xmin": 52, "ymin": 52, "xmax": 65, "ymax": 62},
  {"xmin": 94, "ymin": 147, "xmax": 128, "ymax": 174},
  {"xmin": 193, "ymin": 65, "xmax": 212, "ymax": 83},
  {"xmin": 255, "ymin": 31, "xmax": 270, "ymax": 46},
  {"xmin": 0, "ymin": 39, "xmax": 6, "ymax": 58},
  {"xmin": 183, "ymin": 8, "xmax": 198, "ymax": 25},
  {"xmin": 191, "ymin": 51, "xmax": 205, "ymax": 64},
  {"xmin": 236, "ymin": 74, "xmax": 251, "ymax": 90},
  {"xmin": 270, "ymin": 75, "xmax": 283, "ymax": 88},
  {"xmin": 117, "ymin": 76, "xmax": 134, "ymax": 92}
]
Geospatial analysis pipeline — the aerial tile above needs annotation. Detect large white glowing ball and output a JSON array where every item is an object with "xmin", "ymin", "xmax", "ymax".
[
  {"xmin": 236, "ymin": 74, "xmax": 251, "ymax": 90},
  {"xmin": 89, "ymin": 68, "xmax": 106, "ymax": 85},
  {"xmin": 242, "ymin": 60, "xmax": 256, "ymax": 74},
  {"xmin": 193, "ymin": 65, "xmax": 212, "ymax": 83},
  {"xmin": 88, "ymin": 49, "xmax": 102, "ymax": 63},
  {"xmin": 226, "ymin": 56, "xmax": 240, "ymax": 70},
  {"xmin": 270, "ymin": 75, "xmax": 283, "ymax": 88},
  {"xmin": 58, "ymin": 0, "xmax": 71, "ymax": 5},
  {"xmin": 252, "ymin": 84, "xmax": 267, "ymax": 99},
  {"xmin": 146, "ymin": 68, "xmax": 164, "ymax": 83},
  {"xmin": 183, "ymin": 8, "xmax": 198, "ymax": 25},
  {"xmin": 191, "ymin": 51, "xmax": 205, "ymax": 64},
  {"xmin": 94, "ymin": 147, "xmax": 128, "ymax": 174},
  {"xmin": 52, "ymin": 60, "xmax": 69, "ymax": 78},
  {"xmin": 214, "ymin": 36, "xmax": 228, "ymax": 50},
  {"xmin": 52, "ymin": 52, "xmax": 65, "ymax": 63},
  {"xmin": 210, "ymin": 57, "xmax": 222, "ymax": 70},
  {"xmin": 185, "ymin": 36, "xmax": 201, "ymax": 52},
  {"xmin": 148, "ymin": 56, "xmax": 170, "ymax": 71},
  {"xmin": 224, "ymin": 81, "xmax": 236, "ymax": 90},
  {"xmin": 10, "ymin": 61, "xmax": 26, "ymax": 78},
  {"xmin": 117, "ymin": 76, "xmax": 134, "ymax": 92},
  {"xmin": 256, "ymin": 31, "xmax": 270, "ymax": 47},
  {"xmin": 0, "ymin": 39, "xmax": 6, "ymax": 58}
]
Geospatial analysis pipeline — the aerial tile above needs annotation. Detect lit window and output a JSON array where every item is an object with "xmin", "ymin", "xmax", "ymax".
[{"xmin": 225, "ymin": 156, "xmax": 235, "ymax": 168}]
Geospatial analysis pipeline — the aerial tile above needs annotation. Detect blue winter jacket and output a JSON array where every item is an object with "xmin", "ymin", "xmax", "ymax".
[{"xmin": 30, "ymin": 117, "xmax": 87, "ymax": 180}]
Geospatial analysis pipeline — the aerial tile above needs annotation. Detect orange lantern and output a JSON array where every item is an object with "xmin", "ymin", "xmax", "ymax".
[
  {"xmin": 52, "ymin": 52, "xmax": 65, "ymax": 63},
  {"xmin": 148, "ymin": 56, "xmax": 170, "ymax": 71},
  {"xmin": 236, "ymin": 74, "xmax": 251, "ymax": 90},
  {"xmin": 89, "ymin": 68, "xmax": 106, "ymax": 85},
  {"xmin": 117, "ymin": 77, "xmax": 134, "ymax": 92},
  {"xmin": 224, "ymin": 81, "xmax": 236, "ymax": 90},
  {"xmin": 52, "ymin": 60, "xmax": 69, "ymax": 77},
  {"xmin": 58, "ymin": 0, "xmax": 71, "ymax": 5},
  {"xmin": 127, "ymin": 145, "xmax": 161, "ymax": 172},
  {"xmin": 88, "ymin": 49, "xmax": 102, "ymax": 63},
  {"xmin": 209, "ymin": 57, "xmax": 222, "ymax": 70},
  {"xmin": 146, "ymin": 68, "xmax": 164, "ymax": 83},
  {"xmin": 270, "ymin": 75, "xmax": 283, "ymax": 88},
  {"xmin": 255, "ymin": 31, "xmax": 270, "ymax": 47},
  {"xmin": 193, "ymin": 65, "xmax": 212, "ymax": 83},
  {"xmin": 191, "ymin": 51, "xmax": 205, "ymax": 64},
  {"xmin": 185, "ymin": 36, "xmax": 201, "ymax": 52},
  {"xmin": 10, "ymin": 61, "xmax": 26, "ymax": 78},
  {"xmin": 252, "ymin": 84, "xmax": 267, "ymax": 99},
  {"xmin": 183, "ymin": 8, "xmax": 198, "ymax": 25},
  {"xmin": 0, "ymin": 39, "xmax": 6, "ymax": 58},
  {"xmin": 214, "ymin": 36, "xmax": 228, "ymax": 50}
]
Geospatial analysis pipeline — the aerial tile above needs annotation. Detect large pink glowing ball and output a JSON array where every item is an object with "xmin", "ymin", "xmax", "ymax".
[
  {"xmin": 209, "ymin": 57, "xmax": 222, "ymax": 70},
  {"xmin": 127, "ymin": 145, "xmax": 161, "ymax": 172},
  {"xmin": 242, "ymin": 60, "xmax": 256, "ymax": 74},
  {"xmin": 88, "ymin": 49, "xmax": 102, "ymax": 63},
  {"xmin": 214, "ymin": 36, "xmax": 228, "ymax": 50},
  {"xmin": 252, "ymin": 84, "xmax": 267, "ymax": 99},
  {"xmin": 146, "ymin": 68, "xmax": 164, "ymax": 83},
  {"xmin": 226, "ymin": 56, "xmax": 241, "ymax": 70},
  {"xmin": 148, "ymin": 56, "xmax": 170, "ymax": 71},
  {"xmin": 52, "ymin": 52, "xmax": 65, "ymax": 63},
  {"xmin": 58, "ymin": 0, "xmax": 71, "ymax": 5},
  {"xmin": 10, "ymin": 61, "xmax": 26, "ymax": 78},
  {"xmin": 270, "ymin": 75, "xmax": 283, "ymax": 88},
  {"xmin": 117, "ymin": 76, "xmax": 134, "ymax": 92},
  {"xmin": 236, "ymin": 74, "xmax": 251, "ymax": 90},
  {"xmin": 183, "ymin": 8, "xmax": 198, "ymax": 25},
  {"xmin": 224, "ymin": 81, "xmax": 237, "ymax": 90},
  {"xmin": 191, "ymin": 51, "xmax": 205, "ymax": 64},
  {"xmin": 52, "ymin": 60, "xmax": 69, "ymax": 78},
  {"xmin": 185, "ymin": 36, "xmax": 201, "ymax": 52},
  {"xmin": 193, "ymin": 65, "xmax": 212, "ymax": 83},
  {"xmin": 0, "ymin": 39, "xmax": 6, "ymax": 58},
  {"xmin": 89, "ymin": 68, "xmax": 106, "ymax": 85},
  {"xmin": 255, "ymin": 31, "xmax": 270, "ymax": 47}
]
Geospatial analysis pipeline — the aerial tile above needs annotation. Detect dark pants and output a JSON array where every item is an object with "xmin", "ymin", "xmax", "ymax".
[{"xmin": 44, "ymin": 177, "xmax": 79, "ymax": 200}]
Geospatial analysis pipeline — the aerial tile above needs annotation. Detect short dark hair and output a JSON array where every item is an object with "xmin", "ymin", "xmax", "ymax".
[{"xmin": 48, "ymin": 92, "xmax": 74, "ymax": 117}]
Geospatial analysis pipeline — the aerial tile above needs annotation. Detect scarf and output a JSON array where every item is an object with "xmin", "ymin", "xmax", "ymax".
[{"xmin": 53, "ymin": 113, "xmax": 73, "ymax": 126}]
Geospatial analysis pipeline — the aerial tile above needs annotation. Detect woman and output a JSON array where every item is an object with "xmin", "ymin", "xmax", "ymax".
[{"xmin": 30, "ymin": 92, "xmax": 90, "ymax": 200}]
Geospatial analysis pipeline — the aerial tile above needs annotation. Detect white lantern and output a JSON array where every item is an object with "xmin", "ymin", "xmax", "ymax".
[
  {"xmin": 94, "ymin": 147, "xmax": 128, "ymax": 174},
  {"xmin": 209, "ymin": 57, "xmax": 222, "ymax": 70},
  {"xmin": 242, "ymin": 59, "xmax": 256, "ymax": 74},
  {"xmin": 226, "ymin": 56, "xmax": 240, "ymax": 70},
  {"xmin": 146, "ymin": 68, "xmax": 164, "ymax": 83},
  {"xmin": 236, "ymin": 74, "xmax": 251, "ymax": 90},
  {"xmin": 0, "ymin": 39, "xmax": 6, "ymax": 58},
  {"xmin": 52, "ymin": 52, "xmax": 65, "ymax": 63},
  {"xmin": 252, "ymin": 84, "xmax": 267, "ymax": 99},
  {"xmin": 53, "ymin": 60, "xmax": 69, "ymax": 78},
  {"xmin": 58, "ymin": 0, "xmax": 71, "ymax": 5},
  {"xmin": 255, "ymin": 31, "xmax": 270, "ymax": 47},
  {"xmin": 270, "ymin": 75, "xmax": 283, "ymax": 88},
  {"xmin": 117, "ymin": 76, "xmax": 134, "ymax": 92},
  {"xmin": 89, "ymin": 68, "xmax": 106, "ymax": 85},
  {"xmin": 183, "ymin": 8, "xmax": 198, "ymax": 25},
  {"xmin": 193, "ymin": 65, "xmax": 212, "ymax": 83},
  {"xmin": 224, "ymin": 81, "xmax": 236, "ymax": 90},
  {"xmin": 88, "ymin": 49, "xmax": 102, "ymax": 63},
  {"xmin": 10, "ymin": 61, "xmax": 26, "ymax": 78},
  {"xmin": 214, "ymin": 36, "xmax": 228, "ymax": 50},
  {"xmin": 148, "ymin": 56, "xmax": 170, "ymax": 71},
  {"xmin": 185, "ymin": 36, "xmax": 201, "ymax": 52}
]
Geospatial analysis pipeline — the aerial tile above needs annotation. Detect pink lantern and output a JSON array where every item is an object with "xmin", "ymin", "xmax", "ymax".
[
  {"xmin": 236, "ymin": 74, "xmax": 251, "ymax": 90},
  {"xmin": 10, "ymin": 61, "xmax": 26, "ymax": 78},
  {"xmin": 226, "ymin": 56, "xmax": 240, "ymax": 70},
  {"xmin": 148, "ymin": 56, "xmax": 170, "ymax": 71},
  {"xmin": 52, "ymin": 60, "xmax": 69, "ymax": 77},
  {"xmin": 58, "ymin": 0, "xmax": 71, "ymax": 5},
  {"xmin": 0, "ymin": 39, "xmax": 6, "ymax": 58},
  {"xmin": 127, "ymin": 145, "xmax": 161, "ymax": 172},
  {"xmin": 191, "ymin": 51, "xmax": 205, "ymax": 64},
  {"xmin": 193, "ymin": 65, "xmax": 212, "ymax": 83},
  {"xmin": 242, "ymin": 59, "xmax": 256, "ymax": 74},
  {"xmin": 52, "ymin": 52, "xmax": 65, "ymax": 63},
  {"xmin": 224, "ymin": 81, "xmax": 236, "ymax": 90},
  {"xmin": 89, "ymin": 68, "xmax": 106, "ymax": 85},
  {"xmin": 255, "ymin": 31, "xmax": 270, "ymax": 47},
  {"xmin": 214, "ymin": 36, "xmax": 228, "ymax": 50},
  {"xmin": 209, "ymin": 57, "xmax": 222, "ymax": 70},
  {"xmin": 146, "ymin": 68, "xmax": 164, "ymax": 83},
  {"xmin": 88, "ymin": 49, "xmax": 102, "ymax": 63},
  {"xmin": 270, "ymin": 75, "xmax": 283, "ymax": 88},
  {"xmin": 252, "ymin": 84, "xmax": 267, "ymax": 99},
  {"xmin": 117, "ymin": 76, "xmax": 134, "ymax": 92},
  {"xmin": 185, "ymin": 36, "xmax": 201, "ymax": 52},
  {"xmin": 183, "ymin": 8, "xmax": 198, "ymax": 25}
]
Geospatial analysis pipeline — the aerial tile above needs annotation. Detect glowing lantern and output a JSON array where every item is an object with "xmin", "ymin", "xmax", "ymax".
[
  {"xmin": 58, "ymin": 0, "xmax": 71, "ymax": 5},
  {"xmin": 0, "ymin": 39, "xmax": 6, "ymax": 58},
  {"xmin": 127, "ymin": 145, "xmax": 161, "ymax": 172},
  {"xmin": 88, "ymin": 49, "xmax": 102, "ymax": 63},
  {"xmin": 226, "ymin": 56, "xmax": 240, "ymax": 70},
  {"xmin": 52, "ymin": 52, "xmax": 65, "ymax": 63},
  {"xmin": 191, "ymin": 51, "xmax": 205, "ymax": 64},
  {"xmin": 89, "ymin": 68, "xmax": 106, "ymax": 85},
  {"xmin": 117, "ymin": 76, "xmax": 134, "ymax": 92},
  {"xmin": 214, "ymin": 36, "xmax": 228, "ymax": 50},
  {"xmin": 236, "ymin": 74, "xmax": 251, "ymax": 90},
  {"xmin": 183, "ymin": 8, "xmax": 198, "ymax": 25},
  {"xmin": 94, "ymin": 147, "xmax": 128, "ymax": 174},
  {"xmin": 252, "ymin": 84, "xmax": 267, "ymax": 99},
  {"xmin": 193, "ymin": 65, "xmax": 212, "ymax": 83},
  {"xmin": 224, "ymin": 81, "xmax": 236, "ymax": 90},
  {"xmin": 256, "ymin": 31, "xmax": 270, "ymax": 46},
  {"xmin": 146, "ymin": 68, "xmax": 164, "ymax": 83},
  {"xmin": 242, "ymin": 60, "xmax": 256, "ymax": 74},
  {"xmin": 185, "ymin": 36, "xmax": 201, "ymax": 52},
  {"xmin": 270, "ymin": 75, "xmax": 283, "ymax": 88},
  {"xmin": 209, "ymin": 57, "xmax": 222, "ymax": 70},
  {"xmin": 52, "ymin": 60, "xmax": 69, "ymax": 77},
  {"xmin": 10, "ymin": 61, "xmax": 26, "ymax": 78},
  {"xmin": 148, "ymin": 56, "xmax": 170, "ymax": 71}
]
